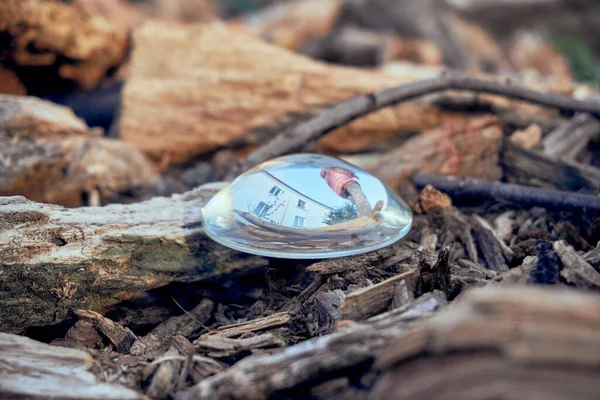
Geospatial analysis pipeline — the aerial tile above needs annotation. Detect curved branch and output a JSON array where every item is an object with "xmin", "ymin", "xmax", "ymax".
[{"xmin": 230, "ymin": 74, "xmax": 600, "ymax": 178}]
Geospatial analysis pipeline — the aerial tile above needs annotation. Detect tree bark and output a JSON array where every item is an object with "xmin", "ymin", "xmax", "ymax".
[
  {"xmin": 0, "ymin": 94, "xmax": 156, "ymax": 207},
  {"xmin": 117, "ymin": 20, "xmax": 576, "ymax": 167},
  {"xmin": 0, "ymin": 184, "xmax": 267, "ymax": 334},
  {"xmin": 372, "ymin": 285, "xmax": 600, "ymax": 400}
]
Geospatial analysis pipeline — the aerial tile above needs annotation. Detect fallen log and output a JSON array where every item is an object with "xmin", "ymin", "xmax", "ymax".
[
  {"xmin": 371, "ymin": 285, "xmax": 600, "ymax": 400},
  {"xmin": 118, "ymin": 21, "xmax": 582, "ymax": 169},
  {"xmin": 0, "ymin": 94, "xmax": 156, "ymax": 207},
  {"xmin": 0, "ymin": 183, "xmax": 268, "ymax": 334}
]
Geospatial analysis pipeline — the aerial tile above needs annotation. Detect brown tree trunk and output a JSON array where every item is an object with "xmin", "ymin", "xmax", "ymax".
[{"xmin": 346, "ymin": 182, "xmax": 373, "ymax": 217}]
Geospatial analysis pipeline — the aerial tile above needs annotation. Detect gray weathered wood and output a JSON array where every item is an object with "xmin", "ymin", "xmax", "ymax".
[
  {"xmin": 0, "ymin": 184, "xmax": 267, "ymax": 334},
  {"xmin": 0, "ymin": 332, "xmax": 146, "ymax": 400},
  {"xmin": 371, "ymin": 285, "xmax": 600, "ymax": 400}
]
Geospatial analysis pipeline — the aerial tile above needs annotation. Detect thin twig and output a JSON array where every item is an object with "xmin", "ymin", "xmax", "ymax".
[
  {"xmin": 412, "ymin": 174, "xmax": 600, "ymax": 213},
  {"xmin": 228, "ymin": 74, "xmax": 600, "ymax": 179}
]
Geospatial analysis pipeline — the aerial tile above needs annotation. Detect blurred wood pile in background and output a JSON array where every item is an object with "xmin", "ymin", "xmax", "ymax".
[{"xmin": 2, "ymin": 0, "xmax": 600, "ymax": 399}]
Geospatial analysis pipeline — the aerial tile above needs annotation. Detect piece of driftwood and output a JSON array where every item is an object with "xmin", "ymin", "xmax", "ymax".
[
  {"xmin": 0, "ymin": 0, "xmax": 129, "ymax": 93},
  {"xmin": 0, "ymin": 184, "xmax": 268, "ymax": 334},
  {"xmin": 412, "ymin": 173, "xmax": 600, "ymax": 211},
  {"xmin": 175, "ymin": 291, "xmax": 446, "ymax": 400},
  {"xmin": 0, "ymin": 332, "xmax": 146, "ymax": 399},
  {"xmin": 503, "ymin": 139, "xmax": 600, "ymax": 192},
  {"xmin": 371, "ymin": 285, "xmax": 600, "ymax": 400},
  {"xmin": 0, "ymin": 94, "xmax": 156, "ymax": 207},
  {"xmin": 199, "ymin": 312, "xmax": 292, "ymax": 339},
  {"xmin": 338, "ymin": 269, "xmax": 420, "ymax": 321}
]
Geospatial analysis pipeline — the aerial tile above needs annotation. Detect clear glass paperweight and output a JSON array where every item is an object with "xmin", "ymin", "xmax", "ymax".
[{"xmin": 201, "ymin": 154, "xmax": 412, "ymax": 259}]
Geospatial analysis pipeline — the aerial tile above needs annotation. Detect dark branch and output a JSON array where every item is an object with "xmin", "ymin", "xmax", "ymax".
[
  {"xmin": 411, "ymin": 174, "xmax": 600, "ymax": 213},
  {"xmin": 229, "ymin": 74, "xmax": 600, "ymax": 179}
]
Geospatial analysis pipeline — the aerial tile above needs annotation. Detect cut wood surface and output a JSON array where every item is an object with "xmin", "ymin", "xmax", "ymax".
[
  {"xmin": 0, "ymin": 332, "xmax": 146, "ymax": 399},
  {"xmin": 0, "ymin": 0, "xmax": 129, "ymax": 93},
  {"xmin": 118, "ymin": 21, "xmax": 580, "ymax": 168},
  {"xmin": 0, "ymin": 184, "xmax": 267, "ymax": 334},
  {"xmin": 371, "ymin": 285, "xmax": 600, "ymax": 400},
  {"xmin": 0, "ymin": 94, "xmax": 156, "ymax": 207}
]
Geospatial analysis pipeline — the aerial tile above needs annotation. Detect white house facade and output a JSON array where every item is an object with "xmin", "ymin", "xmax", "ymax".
[{"xmin": 248, "ymin": 171, "xmax": 333, "ymax": 228}]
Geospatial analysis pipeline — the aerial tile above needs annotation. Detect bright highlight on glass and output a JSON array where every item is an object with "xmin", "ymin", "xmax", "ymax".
[{"xmin": 202, "ymin": 154, "xmax": 412, "ymax": 259}]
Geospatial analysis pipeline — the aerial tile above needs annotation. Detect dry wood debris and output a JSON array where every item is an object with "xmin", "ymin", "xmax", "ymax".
[{"xmin": 3, "ymin": 1, "xmax": 600, "ymax": 400}]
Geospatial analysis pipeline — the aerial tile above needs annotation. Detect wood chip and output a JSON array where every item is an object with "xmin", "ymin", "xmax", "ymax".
[
  {"xmin": 419, "ymin": 185, "xmax": 452, "ymax": 213},
  {"xmin": 470, "ymin": 214, "xmax": 510, "ymax": 272},
  {"xmin": 510, "ymin": 123, "xmax": 542, "ymax": 149},
  {"xmin": 147, "ymin": 346, "xmax": 181, "ymax": 399},
  {"xmin": 200, "ymin": 312, "xmax": 292, "ymax": 339},
  {"xmin": 194, "ymin": 333, "xmax": 286, "ymax": 358},
  {"xmin": 149, "ymin": 299, "xmax": 214, "ymax": 347},
  {"xmin": 369, "ymin": 116, "xmax": 503, "ymax": 191},
  {"xmin": 541, "ymin": 113, "xmax": 600, "ymax": 161},
  {"xmin": 554, "ymin": 240, "xmax": 600, "ymax": 289},
  {"xmin": 339, "ymin": 269, "xmax": 420, "ymax": 321},
  {"xmin": 503, "ymin": 139, "xmax": 600, "ymax": 192},
  {"xmin": 74, "ymin": 310, "xmax": 137, "ymax": 354},
  {"xmin": 178, "ymin": 292, "xmax": 446, "ymax": 400}
]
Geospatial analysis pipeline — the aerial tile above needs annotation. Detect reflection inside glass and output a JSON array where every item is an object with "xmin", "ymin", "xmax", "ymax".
[{"xmin": 201, "ymin": 154, "xmax": 412, "ymax": 259}]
